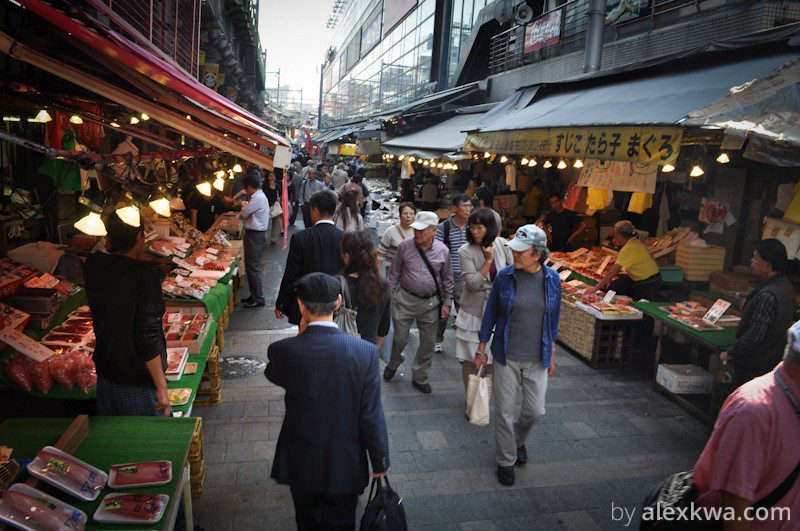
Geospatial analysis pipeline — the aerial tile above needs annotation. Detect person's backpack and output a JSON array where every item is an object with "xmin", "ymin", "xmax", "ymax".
[
  {"xmin": 333, "ymin": 275, "xmax": 360, "ymax": 338},
  {"xmin": 440, "ymin": 219, "xmax": 451, "ymax": 249},
  {"xmin": 360, "ymin": 476, "xmax": 407, "ymax": 531}
]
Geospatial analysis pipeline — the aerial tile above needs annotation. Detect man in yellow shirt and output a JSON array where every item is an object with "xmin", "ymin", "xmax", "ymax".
[{"xmin": 589, "ymin": 220, "xmax": 662, "ymax": 300}]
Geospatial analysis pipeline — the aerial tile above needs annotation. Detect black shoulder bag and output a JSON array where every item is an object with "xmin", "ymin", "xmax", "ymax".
[
  {"xmin": 415, "ymin": 245, "xmax": 443, "ymax": 314},
  {"xmin": 640, "ymin": 371, "xmax": 800, "ymax": 530}
]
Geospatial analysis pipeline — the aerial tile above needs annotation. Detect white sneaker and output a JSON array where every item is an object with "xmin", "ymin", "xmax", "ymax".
[{"xmin": 434, "ymin": 343, "xmax": 443, "ymax": 353}]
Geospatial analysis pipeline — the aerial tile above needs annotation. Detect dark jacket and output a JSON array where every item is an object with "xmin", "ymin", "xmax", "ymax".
[
  {"xmin": 478, "ymin": 264, "xmax": 562, "ymax": 368},
  {"xmin": 84, "ymin": 252, "xmax": 167, "ymax": 387},
  {"xmin": 276, "ymin": 221, "xmax": 345, "ymax": 325},
  {"xmin": 265, "ymin": 325, "xmax": 390, "ymax": 495},
  {"xmin": 730, "ymin": 273, "xmax": 796, "ymax": 374}
]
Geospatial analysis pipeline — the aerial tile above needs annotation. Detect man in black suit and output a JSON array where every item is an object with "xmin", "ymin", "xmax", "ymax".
[
  {"xmin": 266, "ymin": 273, "xmax": 390, "ymax": 530},
  {"xmin": 275, "ymin": 190, "xmax": 345, "ymax": 325}
]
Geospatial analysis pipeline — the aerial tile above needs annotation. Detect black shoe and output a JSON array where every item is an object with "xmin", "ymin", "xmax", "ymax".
[
  {"xmin": 496, "ymin": 466, "xmax": 515, "ymax": 486},
  {"xmin": 412, "ymin": 381, "xmax": 431, "ymax": 394},
  {"xmin": 243, "ymin": 301, "xmax": 265, "ymax": 308},
  {"xmin": 383, "ymin": 366, "xmax": 396, "ymax": 382},
  {"xmin": 516, "ymin": 445, "xmax": 528, "ymax": 466},
  {"xmin": 240, "ymin": 296, "xmax": 254, "ymax": 305}
]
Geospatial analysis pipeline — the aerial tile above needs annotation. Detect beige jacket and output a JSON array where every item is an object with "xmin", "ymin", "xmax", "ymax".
[{"xmin": 455, "ymin": 238, "xmax": 513, "ymax": 333}]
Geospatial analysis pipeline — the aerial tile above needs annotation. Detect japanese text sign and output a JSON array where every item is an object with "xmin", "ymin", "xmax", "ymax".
[{"xmin": 524, "ymin": 10, "xmax": 561, "ymax": 54}]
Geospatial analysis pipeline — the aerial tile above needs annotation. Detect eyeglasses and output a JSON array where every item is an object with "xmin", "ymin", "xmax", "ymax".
[{"xmin": 457, "ymin": 203, "xmax": 473, "ymax": 209}]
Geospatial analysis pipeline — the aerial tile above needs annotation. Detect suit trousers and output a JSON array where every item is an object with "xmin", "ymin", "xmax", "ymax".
[
  {"xmin": 493, "ymin": 359, "xmax": 548, "ymax": 467},
  {"xmin": 301, "ymin": 203, "xmax": 313, "ymax": 228},
  {"xmin": 244, "ymin": 229, "xmax": 268, "ymax": 304},
  {"xmin": 437, "ymin": 277, "xmax": 464, "ymax": 342},
  {"xmin": 290, "ymin": 487, "xmax": 358, "ymax": 531},
  {"xmin": 389, "ymin": 288, "xmax": 440, "ymax": 385}
]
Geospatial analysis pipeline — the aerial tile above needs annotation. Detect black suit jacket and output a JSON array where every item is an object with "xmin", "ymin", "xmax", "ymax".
[
  {"xmin": 265, "ymin": 325, "xmax": 390, "ymax": 495},
  {"xmin": 276, "ymin": 221, "xmax": 345, "ymax": 324}
]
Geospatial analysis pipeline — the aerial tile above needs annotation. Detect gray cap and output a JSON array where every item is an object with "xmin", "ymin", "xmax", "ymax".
[{"xmin": 507, "ymin": 224, "xmax": 548, "ymax": 252}]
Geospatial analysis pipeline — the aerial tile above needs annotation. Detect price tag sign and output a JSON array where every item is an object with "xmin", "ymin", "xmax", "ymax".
[
  {"xmin": 602, "ymin": 290, "xmax": 617, "ymax": 304},
  {"xmin": 703, "ymin": 299, "xmax": 731, "ymax": 324},
  {"xmin": 559, "ymin": 270, "xmax": 571, "ymax": 281},
  {"xmin": 544, "ymin": 257, "xmax": 553, "ymax": 266},
  {"xmin": 597, "ymin": 256, "xmax": 612, "ymax": 275},
  {"xmin": 552, "ymin": 261, "xmax": 564, "ymax": 271}
]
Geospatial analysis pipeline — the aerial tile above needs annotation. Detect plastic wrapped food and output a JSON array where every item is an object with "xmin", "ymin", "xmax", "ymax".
[
  {"xmin": 108, "ymin": 461, "xmax": 172, "ymax": 488},
  {"xmin": 30, "ymin": 361, "xmax": 53, "ymax": 394},
  {"xmin": 93, "ymin": 493, "xmax": 168, "ymax": 523},
  {"xmin": 48, "ymin": 355, "xmax": 76, "ymax": 390},
  {"xmin": 70, "ymin": 357, "xmax": 96, "ymax": 394},
  {"xmin": 5, "ymin": 355, "xmax": 33, "ymax": 391},
  {"xmin": 28, "ymin": 447, "xmax": 106, "ymax": 501},
  {"xmin": 0, "ymin": 485, "xmax": 86, "ymax": 531}
]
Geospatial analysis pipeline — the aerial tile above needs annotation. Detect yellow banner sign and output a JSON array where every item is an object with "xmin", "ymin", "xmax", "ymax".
[{"xmin": 464, "ymin": 126, "xmax": 683, "ymax": 166}]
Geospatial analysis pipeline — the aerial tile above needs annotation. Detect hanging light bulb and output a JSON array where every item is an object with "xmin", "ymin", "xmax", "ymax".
[
  {"xmin": 110, "ymin": 121, "xmax": 121, "ymax": 128},
  {"xmin": 32, "ymin": 110, "xmax": 52, "ymax": 123},
  {"xmin": 213, "ymin": 176, "xmax": 226, "ymax": 192},
  {"xmin": 557, "ymin": 160, "xmax": 567, "ymax": 170},
  {"xmin": 543, "ymin": 160, "xmax": 553, "ymax": 169},
  {"xmin": 74, "ymin": 212, "xmax": 107, "ymax": 236},
  {"xmin": 115, "ymin": 205, "xmax": 141, "ymax": 227},
  {"xmin": 499, "ymin": 155, "xmax": 508, "ymax": 163},
  {"xmin": 573, "ymin": 159, "xmax": 584, "ymax": 168},
  {"xmin": 130, "ymin": 116, "xmax": 140, "ymax": 125},
  {"xmin": 140, "ymin": 113, "xmax": 150, "ymax": 121},
  {"xmin": 398, "ymin": 155, "xmax": 405, "ymax": 161},
  {"xmin": 661, "ymin": 163, "xmax": 676, "ymax": 173},
  {"xmin": 149, "ymin": 197, "xmax": 171, "ymax": 217},
  {"xmin": 521, "ymin": 157, "xmax": 529, "ymax": 165},
  {"xmin": 437, "ymin": 163, "xmax": 444, "ymax": 168},
  {"xmin": 408, "ymin": 156, "xmax": 416, "ymax": 162},
  {"xmin": 483, "ymin": 152, "xmax": 491, "ymax": 159},
  {"xmin": 69, "ymin": 115, "xmax": 83, "ymax": 124},
  {"xmin": 196, "ymin": 181, "xmax": 212, "ymax": 197},
  {"xmin": 214, "ymin": 169, "xmax": 226, "ymax": 179},
  {"xmin": 690, "ymin": 165, "xmax": 705, "ymax": 178},
  {"xmin": 716, "ymin": 152, "xmax": 730, "ymax": 164},
  {"xmin": 528, "ymin": 158, "xmax": 537, "ymax": 167},
  {"xmin": 185, "ymin": 115, "xmax": 192, "ymax": 120},
  {"xmin": 232, "ymin": 163, "xmax": 243, "ymax": 173},
  {"xmin": 423, "ymin": 161, "xmax": 429, "ymax": 166}
]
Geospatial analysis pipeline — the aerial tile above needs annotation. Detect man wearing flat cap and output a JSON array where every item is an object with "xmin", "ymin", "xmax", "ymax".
[{"xmin": 265, "ymin": 272, "xmax": 390, "ymax": 530}]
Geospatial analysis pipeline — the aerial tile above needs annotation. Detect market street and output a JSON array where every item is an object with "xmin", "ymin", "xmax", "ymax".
[{"xmin": 192, "ymin": 225, "xmax": 709, "ymax": 530}]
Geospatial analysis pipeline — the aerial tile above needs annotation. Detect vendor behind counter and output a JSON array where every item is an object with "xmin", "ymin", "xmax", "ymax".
[{"xmin": 590, "ymin": 220, "xmax": 662, "ymax": 300}]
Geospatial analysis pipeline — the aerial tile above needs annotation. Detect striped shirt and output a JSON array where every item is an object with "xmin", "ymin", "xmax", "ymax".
[
  {"xmin": 435, "ymin": 217, "xmax": 468, "ymax": 281},
  {"xmin": 377, "ymin": 224, "xmax": 414, "ymax": 269}
]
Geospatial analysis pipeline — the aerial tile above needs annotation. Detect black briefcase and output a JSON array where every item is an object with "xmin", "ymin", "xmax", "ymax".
[{"xmin": 360, "ymin": 476, "xmax": 407, "ymax": 531}]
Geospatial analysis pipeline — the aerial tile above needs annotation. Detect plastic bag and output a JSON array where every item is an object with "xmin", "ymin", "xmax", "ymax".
[
  {"xmin": 71, "ymin": 356, "xmax": 97, "ymax": 393},
  {"xmin": 49, "ymin": 354, "xmax": 76, "ymax": 389},
  {"xmin": 467, "ymin": 367, "xmax": 492, "ymax": 427},
  {"xmin": 30, "ymin": 360, "xmax": 53, "ymax": 393},
  {"xmin": 5, "ymin": 356, "xmax": 33, "ymax": 391}
]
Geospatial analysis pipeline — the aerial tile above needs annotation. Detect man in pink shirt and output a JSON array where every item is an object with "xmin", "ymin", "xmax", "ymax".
[{"xmin": 693, "ymin": 321, "xmax": 800, "ymax": 529}]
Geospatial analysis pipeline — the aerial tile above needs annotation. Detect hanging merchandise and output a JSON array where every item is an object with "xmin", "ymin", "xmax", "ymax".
[
  {"xmin": 782, "ymin": 182, "xmax": 800, "ymax": 225},
  {"xmin": 775, "ymin": 182, "xmax": 798, "ymax": 214},
  {"xmin": 586, "ymin": 187, "xmax": 612, "ymax": 212},
  {"xmin": 563, "ymin": 185, "xmax": 586, "ymax": 212},
  {"xmin": 699, "ymin": 198, "xmax": 736, "ymax": 234},
  {"xmin": 38, "ymin": 129, "xmax": 87, "ymax": 191},
  {"xmin": 110, "ymin": 136, "xmax": 141, "ymax": 180},
  {"xmin": 656, "ymin": 189, "xmax": 671, "ymax": 237},
  {"xmin": 627, "ymin": 192, "xmax": 653, "ymax": 214},
  {"xmin": 400, "ymin": 158, "xmax": 415, "ymax": 180},
  {"xmin": 505, "ymin": 164, "xmax": 517, "ymax": 192},
  {"xmin": 576, "ymin": 160, "xmax": 658, "ymax": 193}
]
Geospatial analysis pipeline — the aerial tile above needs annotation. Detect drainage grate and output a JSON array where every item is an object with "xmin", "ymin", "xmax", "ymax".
[{"xmin": 219, "ymin": 356, "xmax": 267, "ymax": 379}]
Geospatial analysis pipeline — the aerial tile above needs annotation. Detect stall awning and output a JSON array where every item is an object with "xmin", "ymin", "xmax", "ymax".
[
  {"xmin": 372, "ymin": 81, "xmax": 486, "ymax": 121},
  {"xmin": 382, "ymin": 111, "xmax": 491, "ymax": 159},
  {"xmin": 465, "ymin": 52, "xmax": 797, "ymax": 165}
]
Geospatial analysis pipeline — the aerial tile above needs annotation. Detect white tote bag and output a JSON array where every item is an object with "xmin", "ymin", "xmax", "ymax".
[{"xmin": 466, "ymin": 366, "xmax": 492, "ymax": 427}]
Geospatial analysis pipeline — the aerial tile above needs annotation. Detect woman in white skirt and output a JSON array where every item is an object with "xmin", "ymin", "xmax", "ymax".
[{"xmin": 456, "ymin": 209, "xmax": 512, "ymax": 393}]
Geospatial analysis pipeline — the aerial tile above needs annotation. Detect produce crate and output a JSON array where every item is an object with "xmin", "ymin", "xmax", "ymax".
[
  {"xmin": 659, "ymin": 266, "xmax": 684, "ymax": 283},
  {"xmin": 193, "ymin": 387, "xmax": 221, "ymax": 407},
  {"xmin": 190, "ymin": 467, "xmax": 206, "ymax": 499},
  {"xmin": 216, "ymin": 323, "xmax": 225, "ymax": 351},
  {"xmin": 558, "ymin": 299, "xmax": 636, "ymax": 369},
  {"xmin": 190, "ymin": 456, "xmax": 205, "ymax": 476},
  {"xmin": 198, "ymin": 372, "xmax": 221, "ymax": 394},
  {"xmin": 205, "ymin": 345, "xmax": 220, "ymax": 376}
]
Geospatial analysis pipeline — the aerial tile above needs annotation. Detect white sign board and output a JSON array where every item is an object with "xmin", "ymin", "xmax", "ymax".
[
  {"xmin": 273, "ymin": 145, "xmax": 293, "ymax": 169},
  {"xmin": 576, "ymin": 160, "xmax": 658, "ymax": 193},
  {"xmin": 703, "ymin": 299, "xmax": 732, "ymax": 324}
]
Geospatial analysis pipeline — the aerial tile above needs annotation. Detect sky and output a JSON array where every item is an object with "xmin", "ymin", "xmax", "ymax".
[{"xmin": 258, "ymin": 0, "xmax": 334, "ymax": 104}]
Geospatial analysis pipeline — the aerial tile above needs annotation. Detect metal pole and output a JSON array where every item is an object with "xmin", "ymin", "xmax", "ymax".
[
  {"xmin": 317, "ymin": 63, "xmax": 324, "ymax": 130},
  {"xmin": 276, "ymin": 68, "xmax": 281, "ymax": 108},
  {"xmin": 583, "ymin": 0, "xmax": 607, "ymax": 73}
]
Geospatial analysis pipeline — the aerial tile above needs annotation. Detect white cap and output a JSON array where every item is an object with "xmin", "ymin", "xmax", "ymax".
[
  {"xmin": 410, "ymin": 211, "xmax": 440, "ymax": 230},
  {"xmin": 507, "ymin": 224, "xmax": 549, "ymax": 252}
]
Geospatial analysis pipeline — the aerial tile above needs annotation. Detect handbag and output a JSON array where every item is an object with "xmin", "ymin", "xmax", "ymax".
[
  {"xmin": 269, "ymin": 201, "xmax": 282, "ymax": 218},
  {"xmin": 333, "ymin": 275, "xmax": 360, "ymax": 338},
  {"xmin": 360, "ymin": 476, "xmax": 407, "ymax": 531},
  {"xmin": 466, "ymin": 365, "xmax": 492, "ymax": 426},
  {"xmin": 640, "ymin": 371, "xmax": 800, "ymax": 530}
]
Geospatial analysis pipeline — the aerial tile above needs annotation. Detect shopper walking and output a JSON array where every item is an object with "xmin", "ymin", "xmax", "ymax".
[
  {"xmin": 340, "ymin": 231, "xmax": 392, "ymax": 345},
  {"xmin": 721, "ymin": 239, "xmax": 796, "ymax": 386},
  {"xmin": 263, "ymin": 171, "xmax": 283, "ymax": 246},
  {"xmin": 299, "ymin": 170, "xmax": 326, "ymax": 228},
  {"xmin": 385, "ymin": 211, "xmax": 454, "ymax": 394},
  {"xmin": 434, "ymin": 194, "xmax": 473, "ymax": 353},
  {"xmin": 476, "ymin": 225, "xmax": 561, "ymax": 486},
  {"xmin": 240, "ymin": 174, "xmax": 270, "ymax": 308},
  {"xmin": 331, "ymin": 162, "xmax": 349, "ymax": 193},
  {"xmin": 419, "ymin": 175, "xmax": 441, "ymax": 212},
  {"xmin": 693, "ymin": 318, "xmax": 800, "ymax": 526},
  {"xmin": 85, "ymin": 210, "xmax": 169, "ymax": 416},
  {"xmin": 456, "ymin": 209, "xmax": 512, "ymax": 392},
  {"xmin": 288, "ymin": 163, "xmax": 303, "ymax": 226},
  {"xmin": 266, "ymin": 273, "xmax": 390, "ymax": 531},
  {"xmin": 334, "ymin": 189, "xmax": 365, "ymax": 233},
  {"xmin": 276, "ymin": 190, "xmax": 345, "ymax": 325},
  {"xmin": 377, "ymin": 202, "xmax": 416, "ymax": 273}
]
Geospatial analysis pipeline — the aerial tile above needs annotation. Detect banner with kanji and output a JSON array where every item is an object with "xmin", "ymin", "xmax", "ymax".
[
  {"xmin": 464, "ymin": 126, "xmax": 682, "ymax": 166},
  {"xmin": 576, "ymin": 160, "xmax": 658, "ymax": 193}
]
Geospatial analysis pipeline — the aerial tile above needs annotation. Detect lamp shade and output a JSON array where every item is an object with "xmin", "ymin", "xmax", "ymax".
[
  {"xmin": 213, "ymin": 176, "xmax": 225, "ymax": 192},
  {"xmin": 115, "ymin": 205, "xmax": 141, "ymax": 227},
  {"xmin": 33, "ymin": 110, "xmax": 52, "ymax": 123},
  {"xmin": 196, "ymin": 182, "xmax": 212, "ymax": 197},
  {"xmin": 661, "ymin": 163, "xmax": 676, "ymax": 173},
  {"xmin": 149, "ymin": 197, "xmax": 171, "ymax": 217},
  {"xmin": 74, "ymin": 212, "xmax": 107, "ymax": 236},
  {"xmin": 232, "ymin": 163, "xmax": 243, "ymax": 173},
  {"xmin": 169, "ymin": 197, "xmax": 186, "ymax": 210},
  {"xmin": 69, "ymin": 115, "xmax": 83, "ymax": 124}
]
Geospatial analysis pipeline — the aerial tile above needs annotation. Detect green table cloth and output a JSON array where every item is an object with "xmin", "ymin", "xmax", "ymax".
[
  {"xmin": 0, "ymin": 416, "xmax": 196, "ymax": 530},
  {"xmin": 631, "ymin": 301, "xmax": 737, "ymax": 350},
  {"xmin": 164, "ymin": 282, "xmax": 232, "ymax": 319},
  {"xmin": 168, "ymin": 320, "xmax": 217, "ymax": 416}
]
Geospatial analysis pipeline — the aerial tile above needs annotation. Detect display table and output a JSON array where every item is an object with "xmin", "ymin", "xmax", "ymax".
[
  {"xmin": 0, "ymin": 415, "xmax": 196, "ymax": 530},
  {"xmin": 631, "ymin": 300, "xmax": 737, "ymax": 423}
]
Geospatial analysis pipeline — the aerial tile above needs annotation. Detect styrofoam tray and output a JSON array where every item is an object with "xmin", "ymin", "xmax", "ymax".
[
  {"xmin": 93, "ymin": 493, "xmax": 169, "ymax": 524},
  {"xmin": 0, "ymin": 483, "xmax": 87, "ymax": 531},
  {"xmin": 575, "ymin": 302, "xmax": 643, "ymax": 321},
  {"xmin": 108, "ymin": 461, "xmax": 172, "ymax": 489},
  {"xmin": 26, "ymin": 446, "xmax": 107, "ymax": 501},
  {"xmin": 165, "ymin": 347, "xmax": 189, "ymax": 382}
]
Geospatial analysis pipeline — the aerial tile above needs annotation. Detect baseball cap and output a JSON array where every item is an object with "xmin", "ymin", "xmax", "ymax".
[
  {"xmin": 410, "ymin": 211, "xmax": 440, "ymax": 230},
  {"xmin": 507, "ymin": 224, "xmax": 548, "ymax": 252}
]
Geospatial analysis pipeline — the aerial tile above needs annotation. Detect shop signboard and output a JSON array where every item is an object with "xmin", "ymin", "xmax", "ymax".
[
  {"xmin": 464, "ymin": 126, "xmax": 682, "ymax": 166},
  {"xmin": 524, "ymin": 10, "xmax": 562, "ymax": 54},
  {"xmin": 576, "ymin": 160, "xmax": 658, "ymax": 194},
  {"xmin": 605, "ymin": 0, "xmax": 647, "ymax": 26},
  {"xmin": 384, "ymin": 0, "xmax": 418, "ymax": 35},
  {"xmin": 339, "ymin": 143, "xmax": 358, "ymax": 156}
]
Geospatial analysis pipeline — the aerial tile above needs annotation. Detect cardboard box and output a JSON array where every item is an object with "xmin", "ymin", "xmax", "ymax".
[
  {"xmin": 709, "ymin": 272, "xmax": 758, "ymax": 294},
  {"xmin": 656, "ymin": 364, "xmax": 713, "ymax": 394}
]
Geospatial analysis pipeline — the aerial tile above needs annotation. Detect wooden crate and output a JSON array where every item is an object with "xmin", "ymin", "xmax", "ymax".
[
  {"xmin": 193, "ymin": 388, "xmax": 221, "ymax": 407},
  {"xmin": 190, "ymin": 467, "xmax": 206, "ymax": 499},
  {"xmin": 676, "ymin": 243, "xmax": 725, "ymax": 281},
  {"xmin": 558, "ymin": 299, "xmax": 636, "ymax": 369},
  {"xmin": 204, "ymin": 345, "xmax": 220, "ymax": 376}
]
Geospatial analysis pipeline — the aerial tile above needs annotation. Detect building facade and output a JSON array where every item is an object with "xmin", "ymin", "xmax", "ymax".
[{"xmin": 320, "ymin": 0, "xmax": 491, "ymax": 128}]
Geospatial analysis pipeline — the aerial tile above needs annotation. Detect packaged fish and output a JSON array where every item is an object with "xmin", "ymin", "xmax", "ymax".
[
  {"xmin": 108, "ymin": 461, "xmax": 172, "ymax": 489},
  {"xmin": 0, "ymin": 483, "xmax": 86, "ymax": 531},
  {"xmin": 93, "ymin": 493, "xmax": 168, "ymax": 524},
  {"xmin": 27, "ymin": 447, "xmax": 107, "ymax": 501}
]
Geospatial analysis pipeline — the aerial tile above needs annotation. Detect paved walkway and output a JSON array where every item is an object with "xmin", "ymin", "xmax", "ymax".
[{"xmin": 192, "ymin": 223, "xmax": 711, "ymax": 530}]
